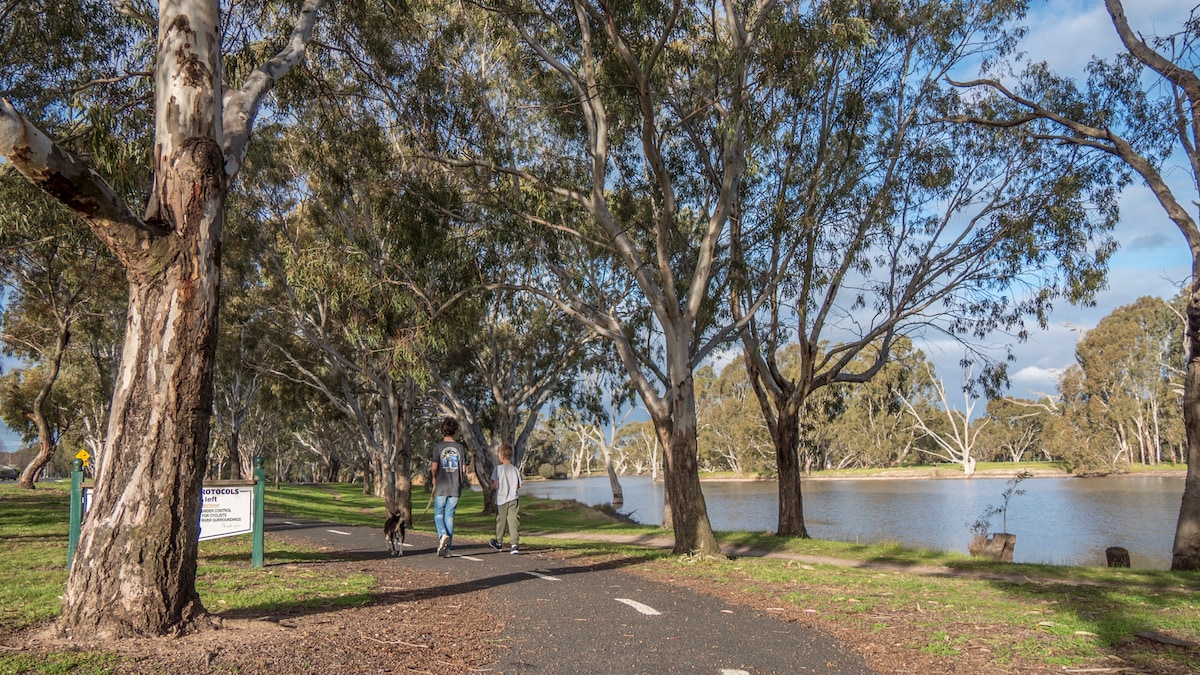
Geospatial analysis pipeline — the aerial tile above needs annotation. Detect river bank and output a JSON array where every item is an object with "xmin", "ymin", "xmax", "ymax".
[
  {"xmin": 533, "ymin": 464, "xmax": 1187, "ymax": 483},
  {"xmin": 523, "ymin": 471, "xmax": 1187, "ymax": 568},
  {"xmin": 798, "ymin": 465, "xmax": 1186, "ymax": 480}
]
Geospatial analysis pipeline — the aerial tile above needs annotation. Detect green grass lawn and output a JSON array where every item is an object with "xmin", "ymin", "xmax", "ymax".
[
  {"xmin": 0, "ymin": 483, "xmax": 376, "ymax": 635},
  {"xmin": 3, "ymin": 479, "xmax": 1198, "ymax": 674}
]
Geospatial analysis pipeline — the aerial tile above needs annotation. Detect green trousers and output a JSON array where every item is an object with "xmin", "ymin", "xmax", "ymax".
[{"xmin": 496, "ymin": 499, "xmax": 519, "ymax": 546}]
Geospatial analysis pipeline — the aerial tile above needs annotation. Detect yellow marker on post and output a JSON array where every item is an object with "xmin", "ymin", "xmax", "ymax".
[{"xmin": 75, "ymin": 449, "xmax": 90, "ymax": 467}]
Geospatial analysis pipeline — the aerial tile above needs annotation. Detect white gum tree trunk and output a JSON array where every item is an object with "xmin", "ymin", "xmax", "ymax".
[{"xmin": 0, "ymin": 0, "xmax": 322, "ymax": 637}]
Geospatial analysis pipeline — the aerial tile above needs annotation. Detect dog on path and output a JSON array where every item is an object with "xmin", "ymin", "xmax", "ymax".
[{"xmin": 384, "ymin": 512, "xmax": 407, "ymax": 556}]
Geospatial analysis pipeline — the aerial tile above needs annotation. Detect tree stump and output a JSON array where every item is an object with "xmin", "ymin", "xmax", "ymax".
[
  {"xmin": 968, "ymin": 533, "xmax": 1016, "ymax": 562},
  {"xmin": 1106, "ymin": 546, "xmax": 1131, "ymax": 568}
]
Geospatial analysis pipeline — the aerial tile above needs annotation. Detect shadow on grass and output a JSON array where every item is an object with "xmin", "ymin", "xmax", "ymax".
[
  {"xmin": 2, "ymin": 533, "xmax": 69, "ymax": 546},
  {"xmin": 202, "ymin": 549, "xmax": 334, "ymax": 565},
  {"xmin": 718, "ymin": 532, "xmax": 795, "ymax": 553},
  {"xmin": 977, "ymin": 575, "xmax": 1200, "ymax": 671},
  {"xmin": 532, "ymin": 539, "xmax": 673, "ymax": 563},
  {"xmin": 214, "ymin": 592, "xmax": 377, "ymax": 618}
]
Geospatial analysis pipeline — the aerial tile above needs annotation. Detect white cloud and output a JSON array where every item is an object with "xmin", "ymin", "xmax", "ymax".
[
  {"xmin": 1007, "ymin": 366, "xmax": 1063, "ymax": 403},
  {"xmin": 1020, "ymin": 1, "xmax": 1190, "ymax": 77},
  {"xmin": 1020, "ymin": 4, "xmax": 1116, "ymax": 75}
]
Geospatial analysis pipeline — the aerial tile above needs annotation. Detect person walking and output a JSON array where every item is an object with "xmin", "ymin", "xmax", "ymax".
[
  {"xmin": 489, "ymin": 443, "xmax": 522, "ymax": 554},
  {"xmin": 431, "ymin": 417, "xmax": 466, "ymax": 557}
]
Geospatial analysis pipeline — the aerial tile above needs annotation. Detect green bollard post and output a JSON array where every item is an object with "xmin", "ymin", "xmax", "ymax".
[
  {"xmin": 67, "ymin": 458, "xmax": 83, "ymax": 568},
  {"xmin": 252, "ymin": 456, "xmax": 265, "ymax": 568}
]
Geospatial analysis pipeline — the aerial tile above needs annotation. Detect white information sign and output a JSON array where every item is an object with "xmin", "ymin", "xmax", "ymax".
[
  {"xmin": 199, "ymin": 486, "xmax": 254, "ymax": 541},
  {"xmin": 80, "ymin": 484, "xmax": 255, "ymax": 541}
]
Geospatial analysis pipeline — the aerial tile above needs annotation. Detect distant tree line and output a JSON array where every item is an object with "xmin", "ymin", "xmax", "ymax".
[{"xmin": 533, "ymin": 295, "xmax": 1186, "ymax": 480}]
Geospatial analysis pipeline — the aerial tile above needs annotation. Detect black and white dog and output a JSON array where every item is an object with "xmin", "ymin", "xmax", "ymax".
[{"xmin": 384, "ymin": 512, "xmax": 407, "ymax": 556}]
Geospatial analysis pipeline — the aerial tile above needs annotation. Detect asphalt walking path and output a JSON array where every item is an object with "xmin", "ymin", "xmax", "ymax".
[{"xmin": 264, "ymin": 515, "xmax": 873, "ymax": 674}]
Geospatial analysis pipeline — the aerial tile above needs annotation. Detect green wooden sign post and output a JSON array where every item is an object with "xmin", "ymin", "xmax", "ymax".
[
  {"xmin": 67, "ymin": 459, "xmax": 83, "ymax": 567},
  {"xmin": 252, "ymin": 456, "xmax": 265, "ymax": 567}
]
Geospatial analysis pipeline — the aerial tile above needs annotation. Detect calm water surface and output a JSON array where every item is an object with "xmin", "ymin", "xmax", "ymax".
[{"xmin": 521, "ymin": 474, "xmax": 1185, "ymax": 569}]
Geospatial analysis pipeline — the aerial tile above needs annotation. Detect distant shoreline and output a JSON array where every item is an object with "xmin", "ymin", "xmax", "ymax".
[
  {"xmin": 525, "ymin": 466, "xmax": 1187, "ymax": 483},
  {"xmin": 801, "ymin": 467, "xmax": 1184, "ymax": 481}
]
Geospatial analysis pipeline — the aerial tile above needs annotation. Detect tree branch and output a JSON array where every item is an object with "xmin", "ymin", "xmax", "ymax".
[
  {"xmin": 222, "ymin": 0, "xmax": 324, "ymax": 178},
  {"xmin": 0, "ymin": 98, "xmax": 167, "ymax": 253}
]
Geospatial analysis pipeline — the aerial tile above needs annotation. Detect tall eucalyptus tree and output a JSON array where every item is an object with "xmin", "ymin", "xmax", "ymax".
[
  {"xmin": 257, "ymin": 113, "xmax": 454, "ymax": 521},
  {"xmin": 430, "ymin": 293, "xmax": 597, "ymax": 513},
  {"xmin": 0, "ymin": 0, "xmax": 323, "ymax": 637},
  {"xmin": 0, "ymin": 0, "xmax": 141, "ymax": 487},
  {"xmin": 731, "ymin": 0, "xmax": 1118, "ymax": 536},
  {"xmin": 445, "ymin": 0, "xmax": 784, "ymax": 556},
  {"xmin": 946, "ymin": 0, "xmax": 1200, "ymax": 570},
  {"xmin": 1045, "ymin": 296, "xmax": 1184, "ymax": 472},
  {"xmin": 0, "ymin": 180, "xmax": 126, "ymax": 487}
]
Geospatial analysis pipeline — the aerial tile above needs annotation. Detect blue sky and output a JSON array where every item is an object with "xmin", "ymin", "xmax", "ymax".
[{"xmin": 919, "ymin": 0, "xmax": 1194, "ymax": 404}]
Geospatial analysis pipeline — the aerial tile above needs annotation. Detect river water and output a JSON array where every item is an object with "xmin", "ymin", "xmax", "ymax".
[{"xmin": 520, "ymin": 474, "xmax": 1186, "ymax": 570}]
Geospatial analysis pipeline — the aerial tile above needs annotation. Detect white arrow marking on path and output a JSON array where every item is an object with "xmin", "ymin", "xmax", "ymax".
[
  {"xmin": 524, "ymin": 571, "xmax": 561, "ymax": 581},
  {"xmin": 615, "ymin": 598, "xmax": 661, "ymax": 615},
  {"xmin": 327, "ymin": 529, "xmax": 352, "ymax": 535}
]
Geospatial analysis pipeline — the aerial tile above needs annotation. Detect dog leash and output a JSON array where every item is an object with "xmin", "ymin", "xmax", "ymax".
[{"xmin": 415, "ymin": 490, "xmax": 434, "ymax": 524}]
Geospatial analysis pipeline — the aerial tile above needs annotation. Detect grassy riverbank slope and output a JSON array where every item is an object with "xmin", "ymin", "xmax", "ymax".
[{"xmin": 2, "ymin": 481, "xmax": 1197, "ymax": 674}]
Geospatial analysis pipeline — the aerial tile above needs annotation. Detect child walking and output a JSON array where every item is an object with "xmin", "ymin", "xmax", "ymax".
[{"xmin": 489, "ymin": 443, "xmax": 521, "ymax": 554}]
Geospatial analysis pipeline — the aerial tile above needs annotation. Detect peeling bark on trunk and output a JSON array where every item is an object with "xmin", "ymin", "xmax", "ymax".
[
  {"xmin": 662, "ymin": 424, "xmax": 717, "ymax": 555},
  {"xmin": 55, "ymin": 0, "xmax": 229, "ymax": 634},
  {"xmin": 1172, "ymin": 289, "xmax": 1200, "ymax": 570},
  {"xmin": 62, "ymin": 146, "xmax": 224, "ymax": 636},
  {"xmin": 656, "ymin": 376, "xmax": 719, "ymax": 556},
  {"xmin": 0, "ymin": 0, "xmax": 323, "ymax": 637},
  {"xmin": 651, "ymin": 418, "xmax": 674, "ymax": 530}
]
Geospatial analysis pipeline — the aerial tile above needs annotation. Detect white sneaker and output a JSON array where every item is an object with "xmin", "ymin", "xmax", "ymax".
[
  {"xmin": 510, "ymin": 547, "xmax": 518, "ymax": 555},
  {"xmin": 437, "ymin": 535, "xmax": 450, "ymax": 557}
]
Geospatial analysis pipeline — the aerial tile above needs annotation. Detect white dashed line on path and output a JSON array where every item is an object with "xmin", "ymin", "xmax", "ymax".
[
  {"xmin": 283, "ymin": 521, "xmax": 298, "ymax": 525},
  {"xmin": 458, "ymin": 555, "xmax": 483, "ymax": 561},
  {"xmin": 720, "ymin": 670, "xmax": 751, "ymax": 675},
  {"xmin": 615, "ymin": 598, "xmax": 661, "ymax": 616},
  {"xmin": 524, "ymin": 571, "xmax": 561, "ymax": 581},
  {"xmin": 326, "ymin": 529, "xmax": 352, "ymax": 535}
]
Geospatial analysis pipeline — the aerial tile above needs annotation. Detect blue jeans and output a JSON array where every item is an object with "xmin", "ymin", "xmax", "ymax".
[{"xmin": 433, "ymin": 495, "xmax": 459, "ymax": 546}]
